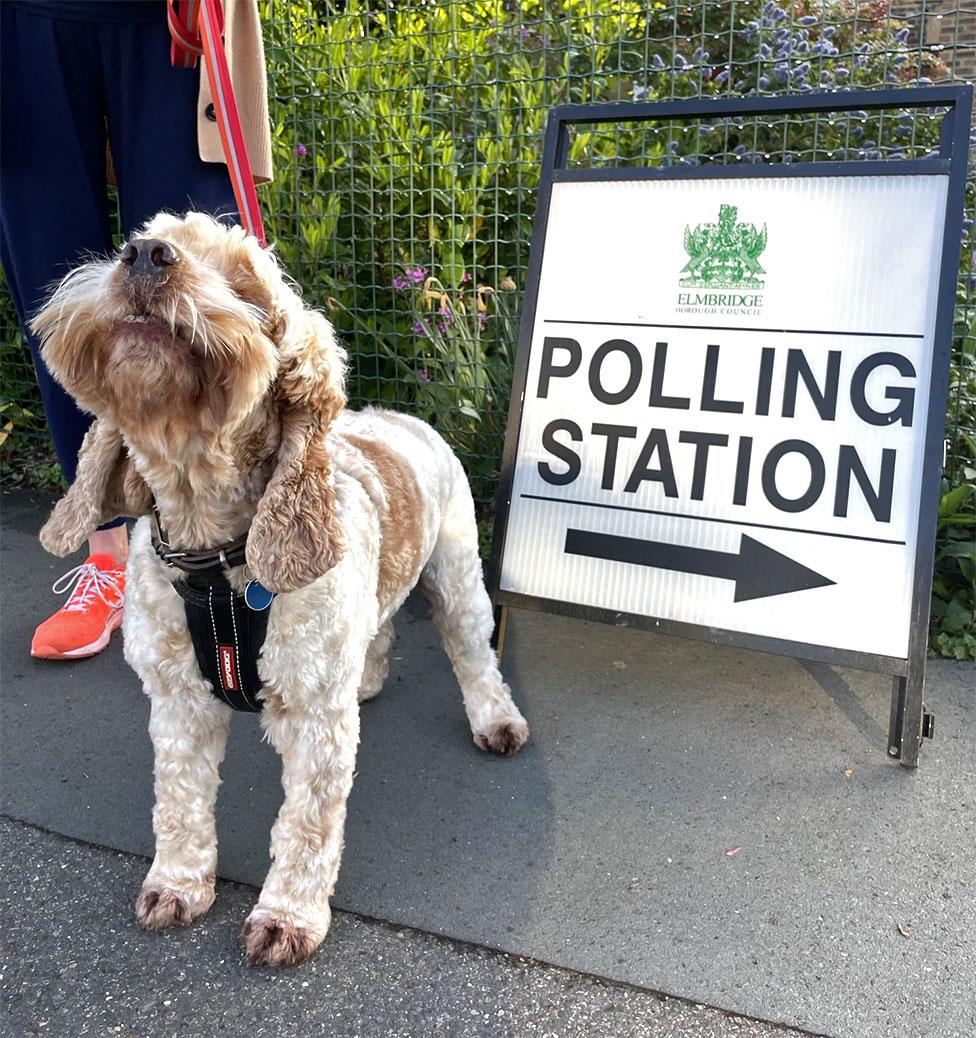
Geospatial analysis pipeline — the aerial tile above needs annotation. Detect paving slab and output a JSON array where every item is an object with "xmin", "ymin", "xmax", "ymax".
[
  {"xmin": 0, "ymin": 818, "xmax": 807, "ymax": 1038},
  {"xmin": 2, "ymin": 487, "xmax": 974, "ymax": 1038}
]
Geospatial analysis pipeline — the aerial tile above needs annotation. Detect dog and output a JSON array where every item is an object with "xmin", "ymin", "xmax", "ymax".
[{"xmin": 31, "ymin": 211, "xmax": 529, "ymax": 967}]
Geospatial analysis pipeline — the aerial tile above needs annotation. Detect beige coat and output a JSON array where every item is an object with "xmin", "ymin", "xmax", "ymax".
[
  {"xmin": 107, "ymin": 0, "xmax": 273, "ymax": 187},
  {"xmin": 197, "ymin": 0, "xmax": 273, "ymax": 184}
]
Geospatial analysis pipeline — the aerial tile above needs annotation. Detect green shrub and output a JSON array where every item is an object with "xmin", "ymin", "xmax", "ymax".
[{"xmin": 931, "ymin": 482, "xmax": 976, "ymax": 660}]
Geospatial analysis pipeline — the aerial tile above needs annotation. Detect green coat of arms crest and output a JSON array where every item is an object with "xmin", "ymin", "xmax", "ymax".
[{"xmin": 680, "ymin": 204, "xmax": 768, "ymax": 289}]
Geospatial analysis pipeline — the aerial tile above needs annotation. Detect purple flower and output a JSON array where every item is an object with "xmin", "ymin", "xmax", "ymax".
[
  {"xmin": 294, "ymin": 144, "xmax": 308, "ymax": 157},
  {"xmin": 413, "ymin": 320, "xmax": 428, "ymax": 336},
  {"xmin": 797, "ymin": 15, "xmax": 817, "ymax": 26},
  {"xmin": 393, "ymin": 274, "xmax": 409, "ymax": 291},
  {"xmin": 437, "ymin": 322, "xmax": 448, "ymax": 334},
  {"xmin": 405, "ymin": 267, "xmax": 427, "ymax": 284},
  {"xmin": 418, "ymin": 367, "xmax": 431, "ymax": 382},
  {"xmin": 461, "ymin": 272, "xmax": 472, "ymax": 284}
]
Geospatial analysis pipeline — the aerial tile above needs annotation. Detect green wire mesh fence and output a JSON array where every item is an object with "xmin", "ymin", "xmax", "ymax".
[{"xmin": 1, "ymin": 0, "xmax": 973, "ymax": 649}]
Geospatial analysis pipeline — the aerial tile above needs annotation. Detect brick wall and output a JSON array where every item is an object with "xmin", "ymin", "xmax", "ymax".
[{"xmin": 893, "ymin": 1, "xmax": 976, "ymax": 85}]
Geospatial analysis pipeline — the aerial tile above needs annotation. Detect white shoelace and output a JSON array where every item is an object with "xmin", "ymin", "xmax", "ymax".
[{"xmin": 51, "ymin": 563, "xmax": 125, "ymax": 612}]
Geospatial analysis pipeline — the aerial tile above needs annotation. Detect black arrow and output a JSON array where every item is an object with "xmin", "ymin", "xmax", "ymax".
[{"xmin": 564, "ymin": 528, "xmax": 835, "ymax": 603}]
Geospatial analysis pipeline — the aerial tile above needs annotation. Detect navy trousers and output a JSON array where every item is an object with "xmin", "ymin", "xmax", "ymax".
[{"xmin": 0, "ymin": 2, "xmax": 237, "ymax": 503}]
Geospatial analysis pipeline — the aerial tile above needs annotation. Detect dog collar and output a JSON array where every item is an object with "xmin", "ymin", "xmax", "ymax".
[{"xmin": 150, "ymin": 502, "xmax": 249, "ymax": 574}]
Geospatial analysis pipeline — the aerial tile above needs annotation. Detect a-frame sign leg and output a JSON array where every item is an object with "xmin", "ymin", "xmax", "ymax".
[
  {"xmin": 887, "ymin": 662, "xmax": 934, "ymax": 769},
  {"xmin": 887, "ymin": 676, "xmax": 909, "ymax": 763},
  {"xmin": 491, "ymin": 604, "xmax": 509, "ymax": 663}
]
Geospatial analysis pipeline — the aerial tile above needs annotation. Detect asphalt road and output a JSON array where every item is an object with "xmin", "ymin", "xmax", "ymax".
[{"xmin": 0, "ymin": 818, "xmax": 809, "ymax": 1038}]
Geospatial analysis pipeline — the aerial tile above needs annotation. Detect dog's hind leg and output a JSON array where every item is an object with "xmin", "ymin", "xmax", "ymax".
[
  {"xmin": 357, "ymin": 619, "xmax": 395, "ymax": 703},
  {"xmin": 420, "ymin": 482, "xmax": 529, "ymax": 756}
]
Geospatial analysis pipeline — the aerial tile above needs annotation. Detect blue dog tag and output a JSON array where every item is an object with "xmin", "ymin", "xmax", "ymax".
[{"xmin": 244, "ymin": 580, "xmax": 275, "ymax": 611}]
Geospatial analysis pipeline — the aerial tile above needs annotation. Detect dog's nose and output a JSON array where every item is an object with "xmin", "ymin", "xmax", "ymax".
[{"xmin": 120, "ymin": 238, "xmax": 178, "ymax": 277}]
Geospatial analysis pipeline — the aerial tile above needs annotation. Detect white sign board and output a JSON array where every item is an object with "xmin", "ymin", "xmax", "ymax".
[{"xmin": 496, "ymin": 173, "xmax": 950, "ymax": 661}]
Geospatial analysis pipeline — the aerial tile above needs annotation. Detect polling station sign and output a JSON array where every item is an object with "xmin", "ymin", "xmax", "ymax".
[{"xmin": 489, "ymin": 90, "xmax": 972, "ymax": 764}]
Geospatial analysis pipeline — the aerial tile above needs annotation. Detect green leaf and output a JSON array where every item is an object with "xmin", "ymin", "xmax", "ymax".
[
  {"xmin": 939, "ymin": 483, "xmax": 974, "ymax": 518},
  {"xmin": 440, "ymin": 247, "xmax": 466, "ymax": 289},
  {"xmin": 942, "ymin": 596, "xmax": 973, "ymax": 633}
]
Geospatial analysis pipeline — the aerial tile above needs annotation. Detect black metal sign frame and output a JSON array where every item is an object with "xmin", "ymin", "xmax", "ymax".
[{"xmin": 488, "ymin": 87, "xmax": 973, "ymax": 768}]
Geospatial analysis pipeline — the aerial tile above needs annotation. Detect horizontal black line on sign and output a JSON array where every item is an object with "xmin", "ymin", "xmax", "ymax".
[
  {"xmin": 519, "ymin": 493, "xmax": 907, "ymax": 546},
  {"xmin": 542, "ymin": 319, "xmax": 925, "ymax": 340}
]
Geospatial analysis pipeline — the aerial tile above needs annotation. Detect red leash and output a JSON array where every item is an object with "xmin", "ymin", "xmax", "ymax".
[{"xmin": 167, "ymin": 0, "xmax": 268, "ymax": 247}]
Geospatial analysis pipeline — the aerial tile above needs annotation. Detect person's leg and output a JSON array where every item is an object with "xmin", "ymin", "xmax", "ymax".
[
  {"xmin": 0, "ymin": 5, "xmax": 113, "ymax": 487},
  {"xmin": 1, "ymin": 5, "xmax": 130, "ymax": 658},
  {"xmin": 89, "ymin": 525, "xmax": 130, "ymax": 562},
  {"xmin": 100, "ymin": 16, "xmax": 238, "ymax": 236}
]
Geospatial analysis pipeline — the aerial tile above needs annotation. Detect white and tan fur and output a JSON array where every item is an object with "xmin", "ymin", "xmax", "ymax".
[{"xmin": 32, "ymin": 212, "xmax": 528, "ymax": 967}]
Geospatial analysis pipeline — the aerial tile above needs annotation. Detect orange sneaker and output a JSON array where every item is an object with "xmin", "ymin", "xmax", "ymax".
[{"xmin": 31, "ymin": 553, "xmax": 126, "ymax": 660}]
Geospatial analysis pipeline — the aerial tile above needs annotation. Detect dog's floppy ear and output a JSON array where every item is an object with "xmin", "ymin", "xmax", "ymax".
[
  {"xmin": 40, "ymin": 420, "xmax": 151, "ymax": 556},
  {"xmin": 246, "ymin": 298, "xmax": 347, "ymax": 593}
]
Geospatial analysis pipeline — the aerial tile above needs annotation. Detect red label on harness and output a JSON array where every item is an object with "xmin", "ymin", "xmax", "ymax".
[{"xmin": 218, "ymin": 645, "xmax": 239, "ymax": 690}]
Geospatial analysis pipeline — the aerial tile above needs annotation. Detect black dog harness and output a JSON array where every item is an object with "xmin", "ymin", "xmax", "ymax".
[{"xmin": 151, "ymin": 508, "xmax": 273, "ymax": 713}]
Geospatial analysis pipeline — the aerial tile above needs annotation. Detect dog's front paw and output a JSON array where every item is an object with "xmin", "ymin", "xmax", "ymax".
[
  {"xmin": 242, "ymin": 907, "xmax": 329, "ymax": 968},
  {"xmin": 136, "ymin": 880, "xmax": 214, "ymax": 931},
  {"xmin": 474, "ymin": 714, "xmax": 529, "ymax": 756}
]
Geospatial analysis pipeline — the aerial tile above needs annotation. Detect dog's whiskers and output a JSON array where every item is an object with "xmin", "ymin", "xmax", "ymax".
[{"xmin": 182, "ymin": 294, "xmax": 202, "ymax": 349}]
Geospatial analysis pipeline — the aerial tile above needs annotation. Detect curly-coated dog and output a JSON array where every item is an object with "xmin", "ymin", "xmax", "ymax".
[{"xmin": 32, "ymin": 212, "xmax": 528, "ymax": 967}]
